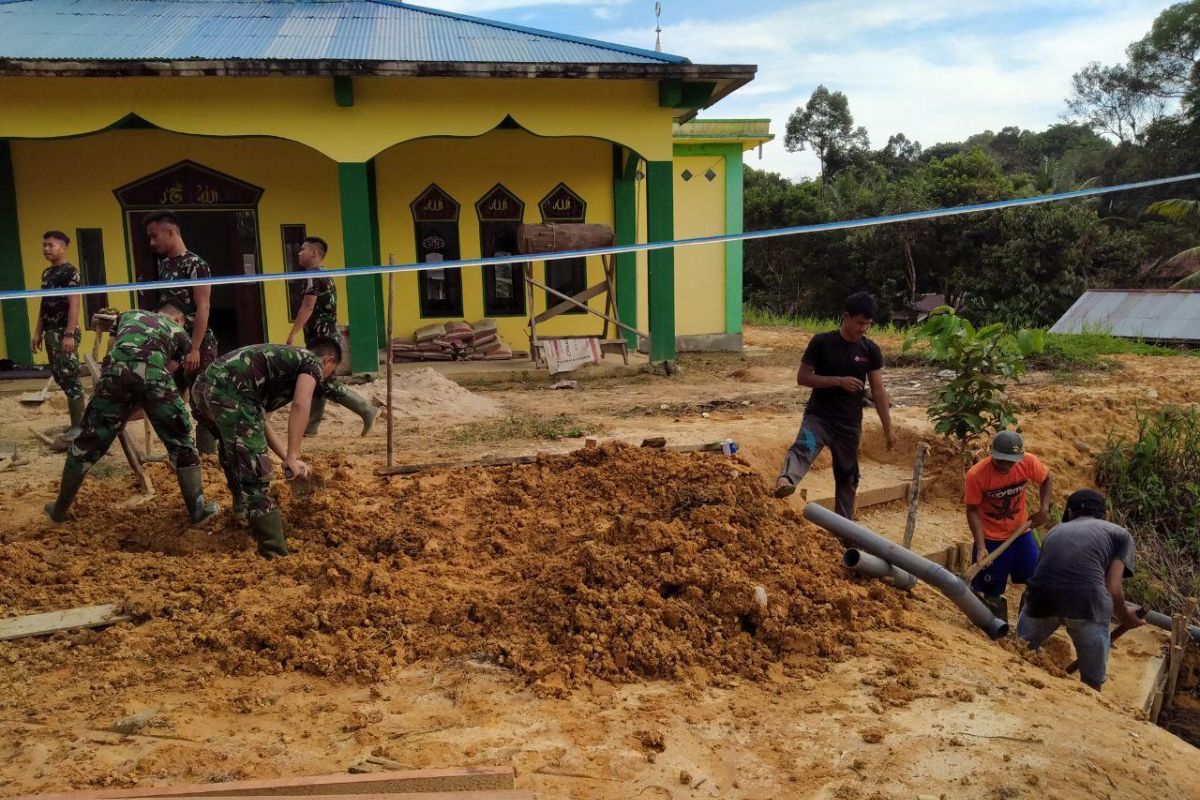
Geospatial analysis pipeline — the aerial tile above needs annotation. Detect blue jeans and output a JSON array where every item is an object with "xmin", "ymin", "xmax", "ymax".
[
  {"xmin": 971, "ymin": 531, "xmax": 1039, "ymax": 596},
  {"xmin": 1016, "ymin": 612, "xmax": 1111, "ymax": 688}
]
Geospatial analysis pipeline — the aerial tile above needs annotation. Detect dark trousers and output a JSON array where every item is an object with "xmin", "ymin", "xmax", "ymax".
[{"xmin": 779, "ymin": 413, "xmax": 861, "ymax": 519}]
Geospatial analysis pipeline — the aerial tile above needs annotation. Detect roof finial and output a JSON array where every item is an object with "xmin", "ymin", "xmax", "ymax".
[{"xmin": 654, "ymin": 2, "xmax": 663, "ymax": 52}]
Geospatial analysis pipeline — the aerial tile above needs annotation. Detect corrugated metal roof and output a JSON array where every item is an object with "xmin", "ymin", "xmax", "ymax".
[
  {"xmin": 1049, "ymin": 290, "xmax": 1200, "ymax": 342},
  {"xmin": 0, "ymin": 0, "xmax": 688, "ymax": 64}
]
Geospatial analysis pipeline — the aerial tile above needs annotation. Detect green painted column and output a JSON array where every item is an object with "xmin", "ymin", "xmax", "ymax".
[
  {"xmin": 0, "ymin": 141, "xmax": 31, "ymax": 364},
  {"xmin": 645, "ymin": 160, "xmax": 675, "ymax": 364},
  {"xmin": 723, "ymin": 146, "xmax": 745, "ymax": 336},
  {"xmin": 612, "ymin": 146, "xmax": 639, "ymax": 348},
  {"xmin": 338, "ymin": 162, "xmax": 381, "ymax": 374}
]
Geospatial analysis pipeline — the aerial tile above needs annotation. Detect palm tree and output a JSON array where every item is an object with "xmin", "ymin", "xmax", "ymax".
[{"xmin": 1144, "ymin": 199, "xmax": 1200, "ymax": 288}]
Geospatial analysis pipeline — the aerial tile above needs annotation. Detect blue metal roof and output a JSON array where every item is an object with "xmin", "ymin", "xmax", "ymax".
[{"xmin": 0, "ymin": 0, "xmax": 688, "ymax": 64}]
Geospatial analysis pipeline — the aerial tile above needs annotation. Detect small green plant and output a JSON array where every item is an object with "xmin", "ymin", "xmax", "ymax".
[
  {"xmin": 450, "ymin": 413, "xmax": 602, "ymax": 445},
  {"xmin": 1095, "ymin": 405, "xmax": 1200, "ymax": 612},
  {"xmin": 903, "ymin": 308, "xmax": 1044, "ymax": 447}
]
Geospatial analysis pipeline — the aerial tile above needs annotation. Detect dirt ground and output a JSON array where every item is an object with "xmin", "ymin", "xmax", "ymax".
[{"xmin": 1, "ymin": 325, "xmax": 1198, "ymax": 799}]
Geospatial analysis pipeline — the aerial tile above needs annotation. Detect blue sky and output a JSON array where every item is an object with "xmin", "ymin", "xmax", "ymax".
[{"xmin": 415, "ymin": 0, "xmax": 1171, "ymax": 179}]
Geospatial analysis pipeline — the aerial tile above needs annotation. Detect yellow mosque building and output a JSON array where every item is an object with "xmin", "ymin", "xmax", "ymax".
[{"xmin": 0, "ymin": 0, "xmax": 771, "ymax": 372}]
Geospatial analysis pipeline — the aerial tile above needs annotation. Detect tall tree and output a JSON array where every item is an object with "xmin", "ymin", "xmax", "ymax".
[
  {"xmin": 1128, "ymin": 0, "xmax": 1200, "ymax": 108},
  {"xmin": 784, "ymin": 85, "xmax": 870, "ymax": 192},
  {"xmin": 1067, "ymin": 62, "xmax": 1165, "ymax": 144}
]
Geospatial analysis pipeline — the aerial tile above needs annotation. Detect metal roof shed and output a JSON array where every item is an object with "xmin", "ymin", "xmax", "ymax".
[{"xmin": 1049, "ymin": 290, "xmax": 1200, "ymax": 343}]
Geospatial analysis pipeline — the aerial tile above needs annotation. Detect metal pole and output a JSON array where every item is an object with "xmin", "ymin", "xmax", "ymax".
[{"xmin": 385, "ymin": 253, "xmax": 395, "ymax": 470}]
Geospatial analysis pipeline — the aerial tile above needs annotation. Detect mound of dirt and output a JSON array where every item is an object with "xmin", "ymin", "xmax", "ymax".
[
  {"xmin": 0, "ymin": 445, "xmax": 906, "ymax": 687},
  {"xmin": 308, "ymin": 367, "xmax": 505, "ymax": 434}
]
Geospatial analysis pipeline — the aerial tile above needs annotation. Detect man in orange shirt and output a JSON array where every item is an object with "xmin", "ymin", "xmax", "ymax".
[{"xmin": 964, "ymin": 431, "xmax": 1053, "ymax": 623}]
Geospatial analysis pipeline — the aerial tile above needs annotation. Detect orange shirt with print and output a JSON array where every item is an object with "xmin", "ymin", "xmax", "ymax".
[{"xmin": 963, "ymin": 453, "xmax": 1049, "ymax": 541}]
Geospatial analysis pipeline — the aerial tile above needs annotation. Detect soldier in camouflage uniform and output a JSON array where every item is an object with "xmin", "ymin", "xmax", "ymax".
[
  {"xmin": 144, "ymin": 210, "xmax": 218, "ymax": 454},
  {"xmin": 191, "ymin": 338, "xmax": 341, "ymax": 559},
  {"xmin": 45, "ymin": 300, "xmax": 220, "ymax": 527},
  {"xmin": 30, "ymin": 231, "xmax": 85, "ymax": 445},
  {"xmin": 284, "ymin": 236, "xmax": 378, "ymax": 437}
]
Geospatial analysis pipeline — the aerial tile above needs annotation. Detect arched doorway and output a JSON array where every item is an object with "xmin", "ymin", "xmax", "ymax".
[{"xmin": 115, "ymin": 160, "xmax": 266, "ymax": 352}]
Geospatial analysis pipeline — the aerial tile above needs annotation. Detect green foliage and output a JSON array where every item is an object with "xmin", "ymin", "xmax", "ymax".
[
  {"xmin": 903, "ymin": 310, "xmax": 1043, "ymax": 444},
  {"xmin": 1094, "ymin": 406, "xmax": 1200, "ymax": 610},
  {"xmin": 1144, "ymin": 198, "xmax": 1200, "ymax": 222},
  {"xmin": 784, "ymin": 85, "xmax": 870, "ymax": 189},
  {"xmin": 1037, "ymin": 329, "xmax": 1186, "ymax": 370},
  {"xmin": 450, "ymin": 413, "xmax": 601, "ymax": 445},
  {"xmin": 1173, "ymin": 269, "xmax": 1200, "ymax": 288}
]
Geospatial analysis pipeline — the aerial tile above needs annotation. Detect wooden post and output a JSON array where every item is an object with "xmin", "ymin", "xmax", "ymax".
[
  {"xmin": 902, "ymin": 442, "xmax": 929, "ymax": 550},
  {"xmin": 385, "ymin": 253, "xmax": 395, "ymax": 470},
  {"xmin": 1164, "ymin": 598, "xmax": 1198, "ymax": 712}
]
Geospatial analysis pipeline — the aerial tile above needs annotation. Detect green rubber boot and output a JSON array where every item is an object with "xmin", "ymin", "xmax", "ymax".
[
  {"xmin": 44, "ymin": 461, "xmax": 87, "ymax": 523},
  {"xmin": 335, "ymin": 390, "xmax": 380, "ymax": 437},
  {"xmin": 176, "ymin": 465, "xmax": 220, "ymax": 527},
  {"xmin": 195, "ymin": 424, "xmax": 218, "ymax": 456},
  {"xmin": 248, "ymin": 510, "xmax": 289, "ymax": 559},
  {"xmin": 304, "ymin": 396, "xmax": 327, "ymax": 436},
  {"xmin": 51, "ymin": 395, "xmax": 87, "ymax": 453}
]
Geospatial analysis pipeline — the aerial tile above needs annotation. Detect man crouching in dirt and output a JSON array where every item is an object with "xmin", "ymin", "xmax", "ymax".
[
  {"xmin": 1016, "ymin": 489, "xmax": 1142, "ymax": 691},
  {"xmin": 965, "ymin": 431, "xmax": 1052, "ymax": 623},
  {"xmin": 44, "ymin": 301, "xmax": 220, "ymax": 526},
  {"xmin": 774, "ymin": 292, "xmax": 896, "ymax": 518},
  {"xmin": 190, "ymin": 339, "xmax": 341, "ymax": 559}
]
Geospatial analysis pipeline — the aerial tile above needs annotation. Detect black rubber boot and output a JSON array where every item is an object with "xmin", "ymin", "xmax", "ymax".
[
  {"xmin": 248, "ymin": 510, "xmax": 289, "ymax": 559},
  {"xmin": 335, "ymin": 390, "xmax": 379, "ymax": 437},
  {"xmin": 983, "ymin": 594, "xmax": 1009, "ymax": 624},
  {"xmin": 195, "ymin": 425, "xmax": 218, "ymax": 456},
  {"xmin": 44, "ymin": 461, "xmax": 87, "ymax": 523},
  {"xmin": 304, "ymin": 396, "xmax": 327, "ymax": 436},
  {"xmin": 176, "ymin": 465, "xmax": 220, "ymax": 527}
]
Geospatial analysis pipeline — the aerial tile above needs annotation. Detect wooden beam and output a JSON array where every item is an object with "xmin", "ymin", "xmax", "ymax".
[
  {"xmin": 534, "ymin": 281, "xmax": 608, "ymax": 324},
  {"xmin": 12, "ymin": 768, "xmax": 517, "ymax": 800},
  {"xmin": 0, "ymin": 604, "xmax": 131, "ymax": 642},
  {"xmin": 525, "ymin": 276, "xmax": 647, "ymax": 340},
  {"xmin": 812, "ymin": 482, "xmax": 910, "ymax": 512},
  {"xmin": 376, "ymin": 454, "xmax": 538, "ymax": 477}
]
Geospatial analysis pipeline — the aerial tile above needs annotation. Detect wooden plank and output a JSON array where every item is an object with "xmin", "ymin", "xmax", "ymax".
[
  {"xmin": 12, "ymin": 768, "xmax": 517, "ymax": 800},
  {"xmin": 902, "ymin": 442, "xmax": 929, "ymax": 550},
  {"xmin": 376, "ymin": 454, "xmax": 539, "ymax": 477},
  {"xmin": 812, "ymin": 481, "xmax": 910, "ymax": 512},
  {"xmin": 526, "ymin": 276, "xmax": 648, "ymax": 340},
  {"xmin": 534, "ymin": 281, "xmax": 608, "ymax": 324},
  {"xmin": 140, "ymin": 794, "xmax": 531, "ymax": 800},
  {"xmin": 0, "ymin": 604, "xmax": 131, "ymax": 642}
]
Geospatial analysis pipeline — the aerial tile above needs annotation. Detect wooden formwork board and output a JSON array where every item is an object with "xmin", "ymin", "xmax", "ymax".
[
  {"xmin": 10, "ymin": 768, "xmax": 517, "ymax": 800},
  {"xmin": 0, "ymin": 604, "xmax": 131, "ymax": 642},
  {"xmin": 812, "ymin": 481, "xmax": 911, "ymax": 512}
]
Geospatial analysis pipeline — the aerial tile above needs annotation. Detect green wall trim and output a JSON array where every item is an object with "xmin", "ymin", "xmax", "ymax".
[
  {"xmin": 645, "ymin": 159, "xmax": 675, "ymax": 363},
  {"xmin": 673, "ymin": 142, "xmax": 744, "ymax": 335},
  {"xmin": 338, "ymin": 162, "xmax": 381, "ymax": 374},
  {"xmin": 0, "ymin": 141, "xmax": 31, "ymax": 364},
  {"xmin": 612, "ymin": 146, "xmax": 638, "ymax": 348},
  {"xmin": 367, "ymin": 159, "xmax": 386, "ymax": 349}
]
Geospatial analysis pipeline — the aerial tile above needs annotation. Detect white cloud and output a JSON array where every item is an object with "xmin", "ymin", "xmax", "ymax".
[{"xmin": 605, "ymin": 1, "xmax": 1168, "ymax": 179}]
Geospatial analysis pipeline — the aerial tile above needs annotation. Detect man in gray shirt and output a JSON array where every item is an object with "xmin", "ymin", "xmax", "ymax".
[{"xmin": 1016, "ymin": 489, "xmax": 1143, "ymax": 691}]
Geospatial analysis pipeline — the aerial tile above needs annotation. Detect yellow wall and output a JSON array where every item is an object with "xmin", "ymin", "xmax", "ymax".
[
  {"xmin": 11, "ymin": 130, "xmax": 344, "ymax": 360},
  {"xmin": 672, "ymin": 154, "xmax": 727, "ymax": 336},
  {"xmin": 374, "ymin": 130, "xmax": 622, "ymax": 347},
  {"xmin": 0, "ymin": 77, "xmax": 675, "ymax": 162}
]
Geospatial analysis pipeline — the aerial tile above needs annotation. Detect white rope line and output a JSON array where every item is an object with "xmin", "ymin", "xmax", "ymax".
[{"xmin": 2, "ymin": 171, "xmax": 1198, "ymax": 302}]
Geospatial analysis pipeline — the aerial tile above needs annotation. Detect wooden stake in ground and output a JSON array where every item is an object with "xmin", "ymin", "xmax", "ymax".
[
  {"xmin": 902, "ymin": 442, "xmax": 929, "ymax": 550},
  {"xmin": 1164, "ymin": 598, "xmax": 1198, "ymax": 710},
  {"xmin": 385, "ymin": 253, "xmax": 395, "ymax": 470}
]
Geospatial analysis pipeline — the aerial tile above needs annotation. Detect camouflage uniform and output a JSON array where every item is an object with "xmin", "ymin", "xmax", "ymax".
[
  {"xmin": 68, "ymin": 310, "xmax": 199, "ymax": 473},
  {"xmin": 299, "ymin": 271, "xmax": 349, "ymax": 404},
  {"xmin": 157, "ymin": 251, "xmax": 218, "ymax": 371},
  {"xmin": 38, "ymin": 263, "xmax": 84, "ymax": 400},
  {"xmin": 191, "ymin": 345, "xmax": 325, "ymax": 518}
]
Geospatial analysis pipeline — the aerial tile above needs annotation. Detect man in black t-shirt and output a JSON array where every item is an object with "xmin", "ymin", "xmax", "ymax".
[{"xmin": 775, "ymin": 292, "xmax": 895, "ymax": 519}]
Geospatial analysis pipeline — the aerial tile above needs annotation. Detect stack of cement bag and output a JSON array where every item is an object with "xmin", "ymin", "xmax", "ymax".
[{"xmin": 390, "ymin": 319, "xmax": 519, "ymax": 362}]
